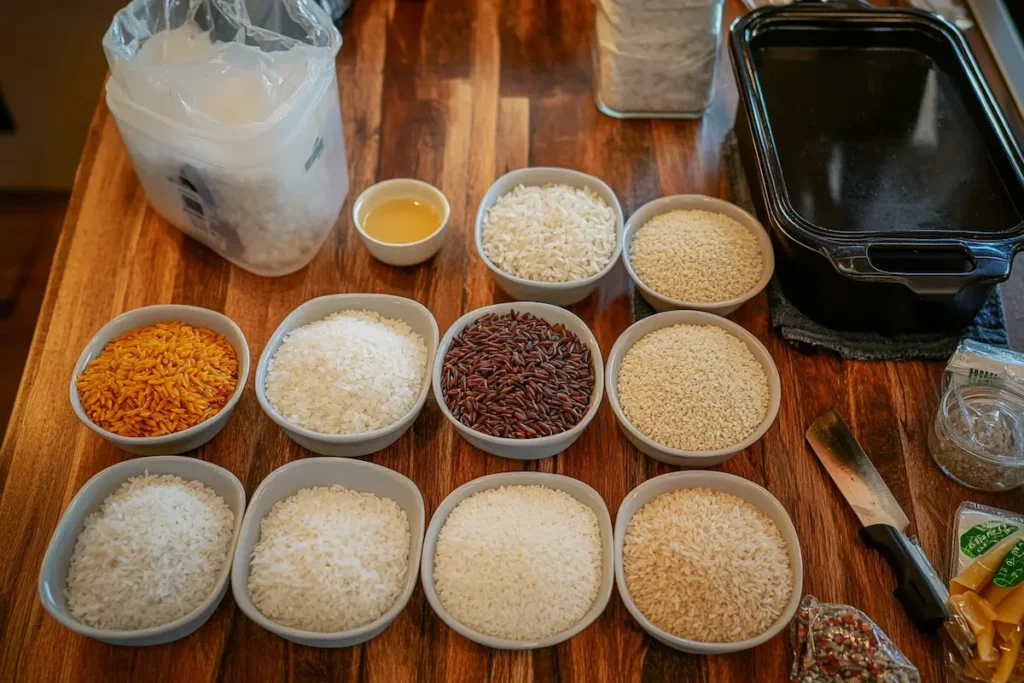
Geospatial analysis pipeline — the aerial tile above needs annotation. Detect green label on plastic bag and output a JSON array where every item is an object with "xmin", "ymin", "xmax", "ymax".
[
  {"xmin": 961, "ymin": 522, "xmax": 1019, "ymax": 558},
  {"xmin": 994, "ymin": 541, "xmax": 1024, "ymax": 588}
]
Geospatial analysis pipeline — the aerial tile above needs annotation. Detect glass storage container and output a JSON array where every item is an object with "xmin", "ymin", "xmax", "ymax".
[
  {"xmin": 929, "ymin": 380, "xmax": 1024, "ymax": 492},
  {"xmin": 592, "ymin": 0, "xmax": 725, "ymax": 119}
]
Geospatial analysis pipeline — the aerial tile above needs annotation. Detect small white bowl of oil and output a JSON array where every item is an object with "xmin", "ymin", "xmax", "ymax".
[{"xmin": 353, "ymin": 179, "xmax": 451, "ymax": 266}]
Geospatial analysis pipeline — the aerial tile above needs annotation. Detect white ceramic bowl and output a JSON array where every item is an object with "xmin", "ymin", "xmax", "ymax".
[
  {"xmin": 614, "ymin": 470, "xmax": 803, "ymax": 654},
  {"xmin": 421, "ymin": 472, "xmax": 614, "ymax": 649},
  {"xmin": 231, "ymin": 458, "xmax": 425, "ymax": 648},
  {"xmin": 474, "ymin": 167, "xmax": 624, "ymax": 306},
  {"xmin": 256, "ymin": 294, "xmax": 439, "ymax": 457},
  {"xmin": 623, "ymin": 194, "xmax": 775, "ymax": 315},
  {"xmin": 606, "ymin": 310, "xmax": 781, "ymax": 468},
  {"xmin": 38, "ymin": 456, "xmax": 246, "ymax": 646},
  {"xmin": 432, "ymin": 302, "xmax": 604, "ymax": 459},
  {"xmin": 353, "ymin": 178, "xmax": 451, "ymax": 266},
  {"xmin": 69, "ymin": 305, "xmax": 250, "ymax": 456}
]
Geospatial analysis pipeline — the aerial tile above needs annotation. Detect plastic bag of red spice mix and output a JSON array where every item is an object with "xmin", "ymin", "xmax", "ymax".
[{"xmin": 790, "ymin": 596, "xmax": 921, "ymax": 683}]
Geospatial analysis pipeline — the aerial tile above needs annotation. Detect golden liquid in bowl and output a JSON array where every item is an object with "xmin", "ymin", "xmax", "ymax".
[{"xmin": 362, "ymin": 198, "xmax": 442, "ymax": 244}]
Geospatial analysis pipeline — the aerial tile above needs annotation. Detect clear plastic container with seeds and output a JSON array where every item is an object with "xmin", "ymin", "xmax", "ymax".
[{"xmin": 929, "ymin": 379, "xmax": 1024, "ymax": 492}]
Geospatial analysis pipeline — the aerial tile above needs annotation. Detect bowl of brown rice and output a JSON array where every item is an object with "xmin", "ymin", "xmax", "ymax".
[
  {"xmin": 605, "ymin": 310, "xmax": 780, "ymax": 467},
  {"xmin": 70, "ymin": 305, "xmax": 250, "ymax": 456},
  {"xmin": 623, "ymin": 194, "xmax": 774, "ymax": 315},
  {"xmin": 614, "ymin": 470, "xmax": 802, "ymax": 654}
]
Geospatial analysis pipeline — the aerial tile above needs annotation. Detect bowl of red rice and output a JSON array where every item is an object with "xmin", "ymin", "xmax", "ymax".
[{"xmin": 69, "ymin": 304, "xmax": 250, "ymax": 455}]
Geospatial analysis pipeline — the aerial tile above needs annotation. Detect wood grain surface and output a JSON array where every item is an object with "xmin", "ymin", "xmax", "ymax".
[{"xmin": 3, "ymin": 0, "xmax": 1024, "ymax": 681}]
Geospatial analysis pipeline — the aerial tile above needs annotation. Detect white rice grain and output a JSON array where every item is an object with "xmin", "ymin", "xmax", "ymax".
[
  {"xmin": 264, "ymin": 310, "xmax": 427, "ymax": 435},
  {"xmin": 481, "ymin": 184, "xmax": 617, "ymax": 283},
  {"xmin": 64, "ymin": 473, "xmax": 234, "ymax": 630},
  {"xmin": 433, "ymin": 485, "xmax": 602, "ymax": 641},
  {"xmin": 248, "ymin": 486, "xmax": 411, "ymax": 633}
]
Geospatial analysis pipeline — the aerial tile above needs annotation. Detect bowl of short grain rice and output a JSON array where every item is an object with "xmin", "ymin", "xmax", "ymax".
[
  {"xmin": 623, "ymin": 194, "xmax": 774, "ymax": 315},
  {"xmin": 421, "ymin": 472, "xmax": 614, "ymax": 649},
  {"xmin": 432, "ymin": 302, "xmax": 604, "ymax": 460},
  {"xmin": 231, "ymin": 458, "xmax": 425, "ymax": 648},
  {"xmin": 475, "ymin": 167, "xmax": 624, "ymax": 306},
  {"xmin": 256, "ymin": 294, "xmax": 438, "ymax": 457},
  {"xmin": 70, "ymin": 305, "xmax": 250, "ymax": 456},
  {"xmin": 614, "ymin": 470, "xmax": 802, "ymax": 654},
  {"xmin": 606, "ymin": 310, "xmax": 780, "ymax": 467},
  {"xmin": 38, "ymin": 456, "xmax": 245, "ymax": 646}
]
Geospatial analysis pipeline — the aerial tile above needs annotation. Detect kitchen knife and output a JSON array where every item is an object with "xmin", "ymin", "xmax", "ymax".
[{"xmin": 807, "ymin": 409, "xmax": 949, "ymax": 632}]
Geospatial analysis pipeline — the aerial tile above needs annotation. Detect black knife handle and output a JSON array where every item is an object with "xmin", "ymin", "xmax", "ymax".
[{"xmin": 859, "ymin": 524, "xmax": 948, "ymax": 631}]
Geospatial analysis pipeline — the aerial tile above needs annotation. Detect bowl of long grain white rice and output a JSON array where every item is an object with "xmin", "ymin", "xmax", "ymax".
[
  {"xmin": 623, "ymin": 194, "xmax": 774, "ymax": 315},
  {"xmin": 230, "ymin": 458, "xmax": 425, "ymax": 648},
  {"xmin": 475, "ymin": 167, "xmax": 624, "ymax": 306},
  {"xmin": 38, "ymin": 456, "xmax": 245, "ymax": 646},
  {"xmin": 420, "ymin": 472, "xmax": 614, "ymax": 649},
  {"xmin": 606, "ymin": 310, "xmax": 781, "ymax": 467},
  {"xmin": 614, "ymin": 471, "xmax": 802, "ymax": 654},
  {"xmin": 255, "ymin": 294, "xmax": 439, "ymax": 457}
]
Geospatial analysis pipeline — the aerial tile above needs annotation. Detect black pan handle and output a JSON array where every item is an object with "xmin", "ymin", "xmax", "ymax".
[
  {"xmin": 789, "ymin": 0, "xmax": 873, "ymax": 7},
  {"xmin": 829, "ymin": 242, "xmax": 1014, "ymax": 296},
  {"xmin": 860, "ymin": 524, "xmax": 949, "ymax": 632}
]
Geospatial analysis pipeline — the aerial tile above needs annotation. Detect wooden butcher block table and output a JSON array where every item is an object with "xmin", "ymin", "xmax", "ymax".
[{"xmin": 2, "ymin": 0, "xmax": 1024, "ymax": 681}]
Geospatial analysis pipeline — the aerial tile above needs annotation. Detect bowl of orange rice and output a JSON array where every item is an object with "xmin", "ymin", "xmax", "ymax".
[{"xmin": 70, "ymin": 305, "xmax": 250, "ymax": 455}]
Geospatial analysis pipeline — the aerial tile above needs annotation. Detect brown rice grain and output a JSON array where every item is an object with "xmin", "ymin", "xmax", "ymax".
[
  {"xmin": 75, "ymin": 322, "xmax": 238, "ymax": 437},
  {"xmin": 623, "ymin": 488, "xmax": 793, "ymax": 643}
]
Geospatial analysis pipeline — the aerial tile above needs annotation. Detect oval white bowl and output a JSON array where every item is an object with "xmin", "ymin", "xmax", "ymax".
[
  {"xmin": 69, "ymin": 305, "xmax": 250, "ymax": 456},
  {"xmin": 432, "ymin": 302, "xmax": 604, "ymax": 460},
  {"xmin": 230, "ymin": 458, "xmax": 425, "ymax": 648},
  {"xmin": 614, "ymin": 470, "xmax": 803, "ymax": 655},
  {"xmin": 474, "ymin": 167, "xmax": 624, "ymax": 306},
  {"xmin": 38, "ymin": 456, "xmax": 246, "ymax": 646},
  {"xmin": 622, "ymin": 194, "xmax": 774, "ymax": 315},
  {"xmin": 605, "ymin": 310, "xmax": 781, "ymax": 468},
  {"xmin": 256, "ymin": 294, "xmax": 439, "ymax": 457},
  {"xmin": 420, "ymin": 471, "xmax": 614, "ymax": 649}
]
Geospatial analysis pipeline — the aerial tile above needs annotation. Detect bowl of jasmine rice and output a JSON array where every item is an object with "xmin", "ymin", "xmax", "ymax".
[{"xmin": 475, "ymin": 167, "xmax": 624, "ymax": 306}]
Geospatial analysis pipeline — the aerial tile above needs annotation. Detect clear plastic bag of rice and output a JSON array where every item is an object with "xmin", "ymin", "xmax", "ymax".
[{"xmin": 102, "ymin": 0, "xmax": 349, "ymax": 276}]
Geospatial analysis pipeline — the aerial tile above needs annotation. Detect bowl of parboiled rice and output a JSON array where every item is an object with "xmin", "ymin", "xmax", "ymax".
[
  {"xmin": 606, "ymin": 310, "xmax": 781, "ymax": 468},
  {"xmin": 614, "ymin": 471, "xmax": 803, "ymax": 654},
  {"xmin": 230, "ymin": 458, "xmax": 425, "ymax": 648},
  {"xmin": 622, "ymin": 194, "xmax": 774, "ymax": 315},
  {"xmin": 38, "ymin": 456, "xmax": 245, "ymax": 646},
  {"xmin": 255, "ymin": 294, "xmax": 439, "ymax": 457},
  {"xmin": 69, "ymin": 304, "xmax": 250, "ymax": 456},
  {"xmin": 474, "ymin": 167, "xmax": 624, "ymax": 306},
  {"xmin": 420, "ymin": 472, "xmax": 614, "ymax": 649}
]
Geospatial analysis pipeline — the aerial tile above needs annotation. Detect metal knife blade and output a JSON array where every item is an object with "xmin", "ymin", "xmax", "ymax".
[
  {"xmin": 806, "ymin": 408, "xmax": 910, "ymax": 532},
  {"xmin": 807, "ymin": 408, "xmax": 949, "ymax": 632}
]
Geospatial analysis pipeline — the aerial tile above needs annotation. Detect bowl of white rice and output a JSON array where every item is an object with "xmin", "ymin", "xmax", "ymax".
[
  {"xmin": 475, "ymin": 167, "xmax": 624, "ymax": 306},
  {"xmin": 255, "ymin": 294, "xmax": 439, "ymax": 457},
  {"xmin": 605, "ymin": 310, "xmax": 781, "ymax": 467},
  {"xmin": 38, "ymin": 456, "xmax": 245, "ymax": 646},
  {"xmin": 420, "ymin": 472, "xmax": 614, "ymax": 650},
  {"xmin": 623, "ymin": 194, "xmax": 774, "ymax": 315},
  {"xmin": 614, "ymin": 470, "xmax": 803, "ymax": 654},
  {"xmin": 230, "ymin": 458, "xmax": 425, "ymax": 648}
]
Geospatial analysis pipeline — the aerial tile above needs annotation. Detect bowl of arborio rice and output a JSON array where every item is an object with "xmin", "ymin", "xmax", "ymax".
[
  {"xmin": 474, "ymin": 167, "xmax": 624, "ymax": 306},
  {"xmin": 623, "ymin": 194, "xmax": 774, "ymax": 315}
]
